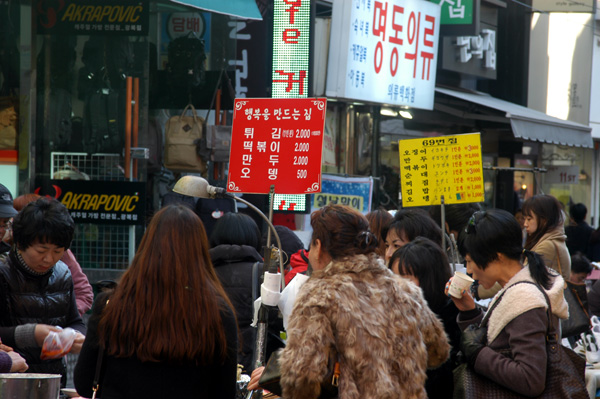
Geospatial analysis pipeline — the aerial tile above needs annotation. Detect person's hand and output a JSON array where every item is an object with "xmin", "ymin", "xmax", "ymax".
[
  {"xmin": 8, "ymin": 351, "xmax": 28, "ymax": 372},
  {"xmin": 445, "ymin": 277, "xmax": 476, "ymax": 312},
  {"xmin": 247, "ymin": 366, "xmax": 265, "ymax": 391},
  {"xmin": 0, "ymin": 342, "xmax": 13, "ymax": 352},
  {"xmin": 34, "ymin": 324, "xmax": 62, "ymax": 347},
  {"xmin": 460, "ymin": 324, "xmax": 487, "ymax": 368},
  {"xmin": 69, "ymin": 333, "xmax": 86, "ymax": 354}
]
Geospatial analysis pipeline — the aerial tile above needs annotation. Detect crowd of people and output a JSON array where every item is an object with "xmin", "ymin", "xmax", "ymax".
[{"xmin": 0, "ymin": 180, "xmax": 597, "ymax": 398}]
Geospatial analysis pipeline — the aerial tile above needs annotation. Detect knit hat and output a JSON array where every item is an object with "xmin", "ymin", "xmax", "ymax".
[
  {"xmin": 262, "ymin": 225, "xmax": 305, "ymax": 267},
  {"xmin": 0, "ymin": 184, "xmax": 17, "ymax": 218}
]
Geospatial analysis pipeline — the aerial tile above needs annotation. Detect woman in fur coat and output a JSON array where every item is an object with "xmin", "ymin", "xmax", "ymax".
[
  {"xmin": 448, "ymin": 209, "xmax": 571, "ymax": 397},
  {"xmin": 249, "ymin": 204, "xmax": 450, "ymax": 399}
]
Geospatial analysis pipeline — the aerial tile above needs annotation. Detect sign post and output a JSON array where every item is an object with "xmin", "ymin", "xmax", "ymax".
[{"xmin": 399, "ymin": 132, "xmax": 485, "ymax": 207}]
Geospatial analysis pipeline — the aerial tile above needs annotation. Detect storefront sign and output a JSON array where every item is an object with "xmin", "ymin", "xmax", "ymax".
[
  {"xmin": 34, "ymin": 180, "xmax": 146, "ymax": 225},
  {"xmin": 227, "ymin": 98, "xmax": 326, "ymax": 194},
  {"xmin": 399, "ymin": 133, "xmax": 484, "ymax": 206},
  {"xmin": 531, "ymin": 0, "xmax": 594, "ymax": 12},
  {"xmin": 430, "ymin": 0, "xmax": 473, "ymax": 25},
  {"xmin": 544, "ymin": 166, "xmax": 580, "ymax": 185},
  {"xmin": 272, "ymin": 0, "xmax": 310, "ymax": 98},
  {"xmin": 312, "ymin": 174, "xmax": 374, "ymax": 214},
  {"xmin": 326, "ymin": 0, "xmax": 441, "ymax": 110},
  {"xmin": 36, "ymin": 0, "xmax": 149, "ymax": 36},
  {"xmin": 167, "ymin": 13, "xmax": 205, "ymax": 39}
]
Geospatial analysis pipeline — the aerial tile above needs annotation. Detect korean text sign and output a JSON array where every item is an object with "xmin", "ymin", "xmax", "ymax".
[
  {"xmin": 326, "ymin": 0, "xmax": 441, "ymax": 110},
  {"xmin": 399, "ymin": 133, "xmax": 484, "ymax": 207},
  {"xmin": 227, "ymin": 98, "xmax": 327, "ymax": 194}
]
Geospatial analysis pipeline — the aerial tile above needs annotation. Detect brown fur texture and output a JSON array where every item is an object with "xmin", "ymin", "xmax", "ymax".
[{"xmin": 280, "ymin": 253, "xmax": 450, "ymax": 399}]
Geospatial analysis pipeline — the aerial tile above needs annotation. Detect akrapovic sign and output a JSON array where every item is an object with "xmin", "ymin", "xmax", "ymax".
[
  {"xmin": 36, "ymin": 0, "xmax": 149, "ymax": 35},
  {"xmin": 34, "ymin": 180, "xmax": 146, "ymax": 225}
]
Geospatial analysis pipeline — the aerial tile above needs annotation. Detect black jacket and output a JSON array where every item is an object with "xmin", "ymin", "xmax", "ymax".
[
  {"xmin": 210, "ymin": 244, "xmax": 262, "ymax": 372},
  {"xmin": 0, "ymin": 249, "xmax": 85, "ymax": 379}
]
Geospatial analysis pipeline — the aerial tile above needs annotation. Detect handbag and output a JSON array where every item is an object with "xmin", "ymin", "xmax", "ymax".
[
  {"xmin": 554, "ymin": 243, "xmax": 592, "ymax": 337},
  {"xmin": 258, "ymin": 349, "xmax": 340, "ymax": 399},
  {"xmin": 164, "ymin": 103, "xmax": 207, "ymax": 174},
  {"xmin": 453, "ymin": 281, "xmax": 588, "ymax": 399}
]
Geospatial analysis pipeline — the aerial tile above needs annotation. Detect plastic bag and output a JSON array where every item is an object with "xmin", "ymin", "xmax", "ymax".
[{"xmin": 40, "ymin": 327, "xmax": 77, "ymax": 360}]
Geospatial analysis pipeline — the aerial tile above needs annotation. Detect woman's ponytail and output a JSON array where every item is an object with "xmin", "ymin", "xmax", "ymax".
[{"xmin": 523, "ymin": 249, "xmax": 552, "ymax": 289}]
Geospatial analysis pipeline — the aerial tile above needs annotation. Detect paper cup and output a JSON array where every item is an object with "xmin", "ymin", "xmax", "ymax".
[{"xmin": 449, "ymin": 271, "xmax": 475, "ymax": 298}]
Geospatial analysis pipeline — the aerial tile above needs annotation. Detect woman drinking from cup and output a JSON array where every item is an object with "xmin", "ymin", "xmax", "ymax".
[{"xmin": 447, "ymin": 209, "xmax": 570, "ymax": 397}]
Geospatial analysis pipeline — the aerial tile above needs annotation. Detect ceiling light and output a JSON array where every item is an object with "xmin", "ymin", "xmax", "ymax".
[
  {"xmin": 380, "ymin": 107, "xmax": 397, "ymax": 117},
  {"xmin": 399, "ymin": 110, "xmax": 413, "ymax": 119}
]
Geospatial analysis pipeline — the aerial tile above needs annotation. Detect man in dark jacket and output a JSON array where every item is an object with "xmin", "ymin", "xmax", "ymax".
[
  {"xmin": 566, "ymin": 203, "xmax": 594, "ymax": 256},
  {"xmin": 0, "ymin": 197, "xmax": 85, "ymax": 386}
]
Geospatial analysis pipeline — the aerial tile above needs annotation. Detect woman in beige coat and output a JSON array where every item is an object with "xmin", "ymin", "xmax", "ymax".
[
  {"xmin": 249, "ymin": 204, "xmax": 450, "ymax": 399},
  {"xmin": 522, "ymin": 194, "xmax": 571, "ymax": 280}
]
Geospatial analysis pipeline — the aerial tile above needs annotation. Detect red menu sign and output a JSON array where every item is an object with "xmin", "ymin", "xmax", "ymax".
[{"xmin": 227, "ymin": 98, "xmax": 326, "ymax": 194}]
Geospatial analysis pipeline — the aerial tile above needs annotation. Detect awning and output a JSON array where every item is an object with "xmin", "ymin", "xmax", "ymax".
[
  {"xmin": 164, "ymin": 0, "xmax": 262, "ymax": 20},
  {"xmin": 435, "ymin": 87, "xmax": 593, "ymax": 149}
]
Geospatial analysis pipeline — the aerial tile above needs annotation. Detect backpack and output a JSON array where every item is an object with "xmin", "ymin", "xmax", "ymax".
[
  {"xmin": 139, "ymin": 115, "xmax": 164, "ymax": 174},
  {"xmin": 166, "ymin": 35, "xmax": 206, "ymax": 89},
  {"xmin": 37, "ymin": 88, "xmax": 73, "ymax": 151},
  {"xmin": 164, "ymin": 104, "xmax": 206, "ymax": 174},
  {"xmin": 82, "ymin": 88, "xmax": 121, "ymax": 154}
]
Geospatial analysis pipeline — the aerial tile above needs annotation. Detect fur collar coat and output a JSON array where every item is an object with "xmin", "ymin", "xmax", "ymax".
[{"xmin": 280, "ymin": 253, "xmax": 450, "ymax": 399}]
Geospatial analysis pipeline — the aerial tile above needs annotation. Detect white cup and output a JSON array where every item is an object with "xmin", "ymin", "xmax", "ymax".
[{"xmin": 449, "ymin": 271, "xmax": 475, "ymax": 298}]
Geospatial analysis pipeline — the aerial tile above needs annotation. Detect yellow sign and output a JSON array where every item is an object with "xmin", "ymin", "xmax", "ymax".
[
  {"xmin": 399, "ymin": 133, "xmax": 484, "ymax": 207},
  {"xmin": 313, "ymin": 193, "xmax": 364, "ymax": 212}
]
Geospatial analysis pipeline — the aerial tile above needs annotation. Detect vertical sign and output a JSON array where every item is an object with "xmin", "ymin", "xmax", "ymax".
[
  {"xmin": 326, "ymin": 0, "xmax": 441, "ymax": 110},
  {"xmin": 399, "ymin": 133, "xmax": 484, "ymax": 207},
  {"xmin": 272, "ymin": 0, "xmax": 310, "ymax": 98},
  {"xmin": 227, "ymin": 98, "xmax": 326, "ymax": 194}
]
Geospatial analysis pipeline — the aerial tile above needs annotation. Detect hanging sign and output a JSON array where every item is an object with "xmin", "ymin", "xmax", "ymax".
[
  {"xmin": 36, "ymin": 0, "xmax": 150, "ymax": 36},
  {"xmin": 227, "ymin": 97, "xmax": 326, "ymax": 194},
  {"xmin": 399, "ymin": 132, "xmax": 484, "ymax": 207},
  {"xmin": 312, "ymin": 174, "xmax": 373, "ymax": 214},
  {"xmin": 326, "ymin": 0, "xmax": 441, "ymax": 110}
]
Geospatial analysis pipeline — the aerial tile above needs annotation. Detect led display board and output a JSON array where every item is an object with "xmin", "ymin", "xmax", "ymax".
[{"xmin": 272, "ymin": 0, "xmax": 310, "ymax": 98}]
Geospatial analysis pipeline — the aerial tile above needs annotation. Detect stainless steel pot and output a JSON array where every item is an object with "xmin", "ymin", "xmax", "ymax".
[{"xmin": 0, "ymin": 373, "xmax": 61, "ymax": 399}]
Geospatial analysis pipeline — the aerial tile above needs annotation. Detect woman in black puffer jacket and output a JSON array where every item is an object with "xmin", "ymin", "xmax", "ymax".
[{"xmin": 209, "ymin": 212, "xmax": 263, "ymax": 372}]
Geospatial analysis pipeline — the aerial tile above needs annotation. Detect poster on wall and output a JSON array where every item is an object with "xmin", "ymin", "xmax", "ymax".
[
  {"xmin": 34, "ymin": 179, "xmax": 146, "ymax": 225},
  {"xmin": 326, "ymin": 0, "xmax": 442, "ymax": 110},
  {"xmin": 0, "ymin": 96, "xmax": 18, "ymax": 160},
  {"xmin": 312, "ymin": 174, "xmax": 374, "ymax": 214},
  {"xmin": 399, "ymin": 132, "xmax": 484, "ymax": 207}
]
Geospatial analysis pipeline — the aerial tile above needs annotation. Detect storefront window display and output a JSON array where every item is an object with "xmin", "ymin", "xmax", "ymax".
[{"xmin": 1, "ymin": 0, "xmax": 240, "ymax": 274}]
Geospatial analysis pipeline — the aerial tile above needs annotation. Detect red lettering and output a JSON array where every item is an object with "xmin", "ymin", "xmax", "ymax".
[
  {"xmin": 372, "ymin": 1, "xmax": 387, "ymax": 40},
  {"xmin": 273, "ymin": 70, "xmax": 307, "ymax": 95},
  {"xmin": 282, "ymin": 28, "xmax": 300, "ymax": 44},
  {"xmin": 374, "ymin": 42, "xmax": 383, "ymax": 73},
  {"xmin": 389, "ymin": 5, "xmax": 404, "ymax": 45},
  {"xmin": 284, "ymin": 0, "xmax": 301, "ymax": 25}
]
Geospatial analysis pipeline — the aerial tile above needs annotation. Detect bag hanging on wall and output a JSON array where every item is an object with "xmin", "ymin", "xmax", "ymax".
[
  {"xmin": 453, "ymin": 281, "xmax": 587, "ymax": 399},
  {"xmin": 164, "ymin": 103, "xmax": 206, "ymax": 174}
]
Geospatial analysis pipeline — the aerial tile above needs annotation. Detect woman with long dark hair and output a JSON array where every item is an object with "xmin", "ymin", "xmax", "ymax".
[
  {"xmin": 74, "ymin": 205, "xmax": 238, "ymax": 398},
  {"xmin": 522, "ymin": 194, "xmax": 570, "ymax": 279},
  {"xmin": 389, "ymin": 237, "xmax": 460, "ymax": 399}
]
